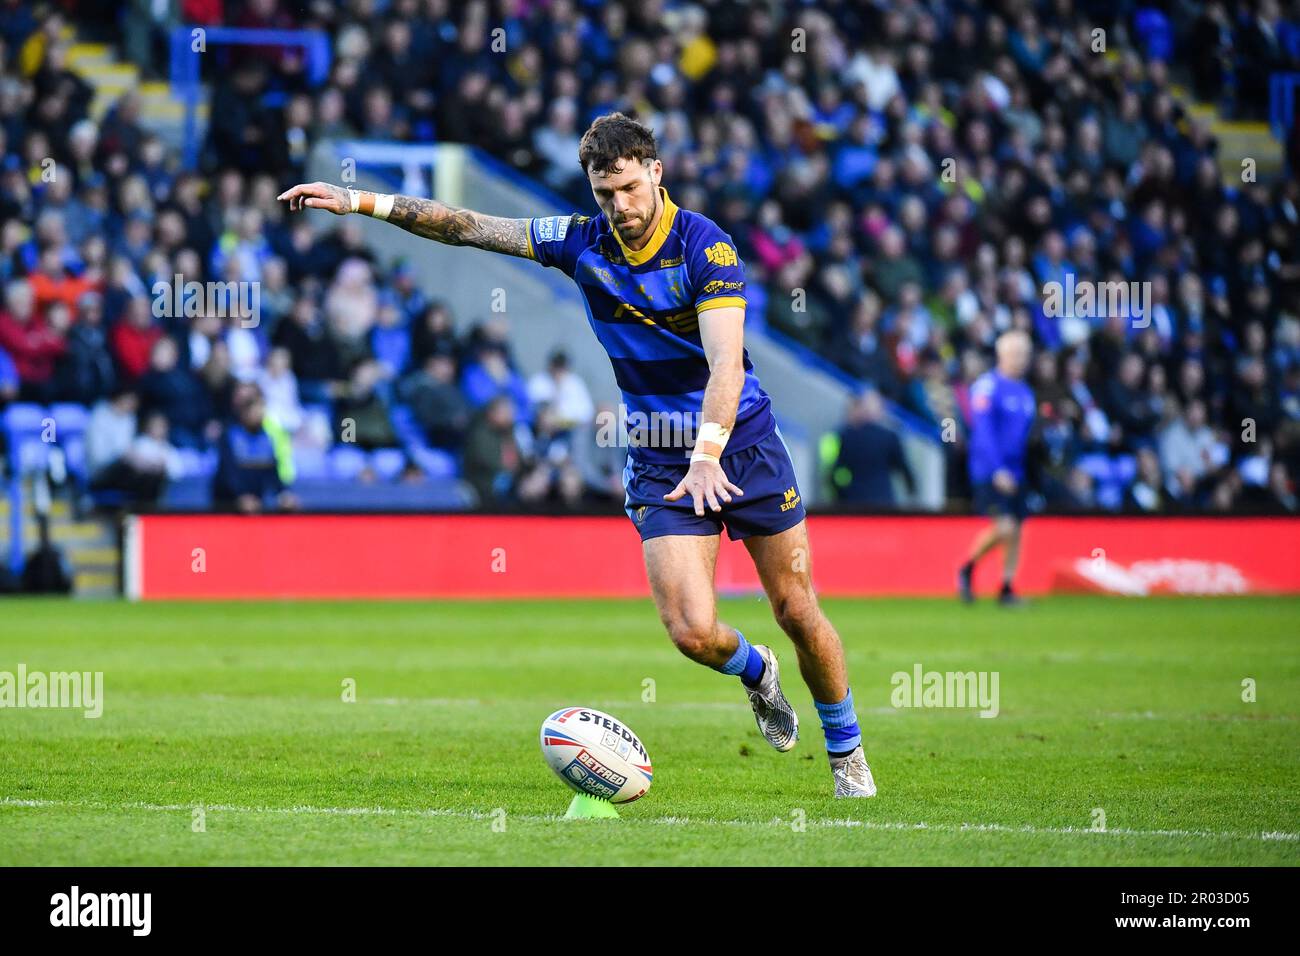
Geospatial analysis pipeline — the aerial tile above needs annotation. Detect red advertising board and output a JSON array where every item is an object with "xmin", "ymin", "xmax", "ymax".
[{"xmin": 125, "ymin": 514, "xmax": 1300, "ymax": 600}]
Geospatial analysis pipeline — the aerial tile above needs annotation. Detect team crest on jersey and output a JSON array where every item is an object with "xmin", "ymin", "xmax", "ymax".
[
  {"xmin": 600, "ymin": 240, "xmax": 626, "ymax": 265},
  {"xmin": 704, "ymin": 241, "xmax": 738, "ymax": 267},
  {"xmin": 535, "ymin": 215, "xmax": 570, "ymax": 242}
]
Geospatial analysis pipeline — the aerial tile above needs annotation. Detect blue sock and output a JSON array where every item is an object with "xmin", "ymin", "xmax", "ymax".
[
  {"xmin": 717, "ymin": 630, "xmax": 765, "ymax": 687},
  {"xmin": 815, "ymin": 689, "xmax": 862, "ymax": 756}
]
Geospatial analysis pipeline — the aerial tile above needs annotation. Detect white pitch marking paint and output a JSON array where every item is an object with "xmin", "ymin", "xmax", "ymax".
[{"xmin": 2, "ymin": 797, "xmax": 1294, "ymax": 843}]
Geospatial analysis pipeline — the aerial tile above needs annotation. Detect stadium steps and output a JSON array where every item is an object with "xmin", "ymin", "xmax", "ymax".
[
  {"xmin": 72, "ymin": 569, "xmax": 118, "ymax": 595},
  {"xmin": 66, "ymin": 41, "xmax": 207, "ymax": 140},
  {"xmin": 1212, "ymin": 122, "xmax": 1282, "ymax": 180},
  {"xmin": 0, "ymin": 495, "xmax": 119, "ymax": 598},
  {"xmin": 1168, "ymin": 84, "xmax": 1283, "ymax": 181}
]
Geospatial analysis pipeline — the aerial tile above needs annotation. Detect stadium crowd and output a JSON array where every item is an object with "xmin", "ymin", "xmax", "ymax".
[{"xmin": 1, "ymin": 0, "xmax": 1299, "ymax": 514}]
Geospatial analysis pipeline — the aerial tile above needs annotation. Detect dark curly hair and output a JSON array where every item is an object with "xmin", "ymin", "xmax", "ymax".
[{"xmin": 577, "ymin": 112, "xmax": 659, "ymax": 175}]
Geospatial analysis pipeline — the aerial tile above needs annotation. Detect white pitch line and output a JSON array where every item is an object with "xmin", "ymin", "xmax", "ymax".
[
  {"xmin": 195, "ymin": 694, "xmax": 754, "ymax": 711},
  {"xmin": 138, "ymin": 694, "xmax": 1299, "ymax": 721},
  {"xmin": 2, "ymin": 797, "xmax": 1294, "ymax": 844}
]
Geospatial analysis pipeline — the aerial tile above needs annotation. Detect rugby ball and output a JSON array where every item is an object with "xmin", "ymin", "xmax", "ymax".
[{"xmin": 540, "ymin": 707, "xmax": 653, "ymax": 804}]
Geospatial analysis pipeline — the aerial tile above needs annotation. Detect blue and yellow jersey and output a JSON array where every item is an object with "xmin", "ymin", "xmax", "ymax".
[{"xmin": 524, "ymin": 186, "xmax": 776, "ymax": 464}]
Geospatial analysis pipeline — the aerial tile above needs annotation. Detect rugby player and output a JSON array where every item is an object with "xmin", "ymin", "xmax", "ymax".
[{"xmin": 279, "ymin": 113, "xmax": 875, "ymax": 796}]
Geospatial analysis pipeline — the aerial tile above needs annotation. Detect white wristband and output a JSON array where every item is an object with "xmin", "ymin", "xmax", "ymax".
[
  {"xmin": 696, "ymin": 421, "xmax": 732, "ymax": 452},
  {"xmin": 690, "ymin": 452, "xmax": 720, "ymax": 465},
  {"xmin": 347, "ymin": 188, "xmax": 395, "ymax": 220}
]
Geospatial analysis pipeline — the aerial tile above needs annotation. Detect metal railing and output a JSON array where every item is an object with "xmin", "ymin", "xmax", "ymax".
[
  {"xmin": 1270, "ymin": 72, "xmax": 1300, "ymax": 140},
  {"xmin": 169, "ymin": 26, "xmax": 332, "ymax": 169}
]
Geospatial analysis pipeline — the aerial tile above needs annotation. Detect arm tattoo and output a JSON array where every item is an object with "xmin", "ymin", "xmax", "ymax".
[{"xmin": 387, "ymin": 196, "xmax": 532, "ymax": 259}]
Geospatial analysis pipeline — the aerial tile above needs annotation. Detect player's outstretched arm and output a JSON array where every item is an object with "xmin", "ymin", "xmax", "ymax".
[{"xmin": 276, "ymin": 182, "xmax": 533, "ymax": 259}]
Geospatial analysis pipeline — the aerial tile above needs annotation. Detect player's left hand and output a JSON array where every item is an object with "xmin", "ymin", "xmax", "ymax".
[
  {"xmin": 277, "ymin": 181, "xmax": 351, "ymax": 214},
  {"xmin": 664, "ymin": 459, "xmax": 744, "ymax": 516}
]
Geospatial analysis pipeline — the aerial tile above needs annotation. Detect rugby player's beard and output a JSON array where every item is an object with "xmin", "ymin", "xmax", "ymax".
[{"xmin": 614, "ymin": 191, "xmax": 661, "ymax": 247}]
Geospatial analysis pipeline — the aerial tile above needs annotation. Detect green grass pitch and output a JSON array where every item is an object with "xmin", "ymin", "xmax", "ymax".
[{"xmin": 1, "ymin": 595, "xmax": 1297, "ymax": 866}]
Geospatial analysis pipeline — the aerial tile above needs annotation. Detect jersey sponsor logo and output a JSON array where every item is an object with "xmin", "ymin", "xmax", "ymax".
[
  {"xmin": 588, "ymin": 263, "xmax": 616, "ymax": 285},
  {"xmin": 701, "ymin": 279, "xmax": 744, "ymax": 295},
  {"xmin": 780, "ymin": 486, "xmax": 802, "ymax": 512},
  {"xmin": 704, "ymin": 241, "xmax": 738, "ymax": 267},
  {"xmin": 658, "ymin": 255, "xmax": 684, "ymax": 268},
  {"xmin": 535, "ymin": 215, "xmax": 570, "ymax": 242}
]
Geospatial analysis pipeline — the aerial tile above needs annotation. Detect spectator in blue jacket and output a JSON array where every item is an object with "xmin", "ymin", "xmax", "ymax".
[{"xmin": 213, "ymin": 384, "xmax": 298, "ymax": 513}]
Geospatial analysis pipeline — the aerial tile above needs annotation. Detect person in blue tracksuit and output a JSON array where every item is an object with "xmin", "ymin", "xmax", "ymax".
[{"xmin": 958, "ymin": 330, "xmax": 1036, "ymax": 605}]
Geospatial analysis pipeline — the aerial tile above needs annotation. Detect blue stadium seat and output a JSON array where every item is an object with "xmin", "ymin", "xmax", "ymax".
[
  {"xmin": 1096, "ymin": 482, "xmax": 1124, "ymax": 511},
  {"xmin": 292, "ymin": 445, "xmax": 329, "ymax": 480},
  {"xmin": 3, "ymin": 403, "xmax": 50, "ymax": 474},
  {"xmin": 47, "ymin": 402, "xmax": 89, "ymax": 438},
  {"xmin": 2, "ymin": 402, "xmax": 46, "ymax": 437},
  {"xmin": 63, "ymin": 434, "xmax": 87, "ymax": 482},
  {"xmin": 409, "ymin": 445, "xmax": 457, "ymax": 480},
  {"xmin": 1113, "ymin": 455, "xmax": 1138, "ymax": 485},
  {"xmin": 162, "ymin": 476, "xmax": 213, "ymax": 509},
  {"xmin": 175, "ymin": 447, "xmax": 206, "ymax": 478},
  {"xmin": 389, "ymin": 403, "xmax": 425, "ymax": 448},
  {"xmin": 1078, "ymin": 453, "xmax": 1112, "ymax": 483},
  {"xmin": 302, "ymin": 401, "xmax": 333, "ymax": 423},
  {"xmin": 328, "ymin": 445, "xmax": 368, "ymax": 479},
  {"xmin": 370, "ymin": 448, "xmax": 406, "ymax": 481},
  {"xmin": 291, "ymin": 477, "xmax": 471, "ymax": 510}
]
